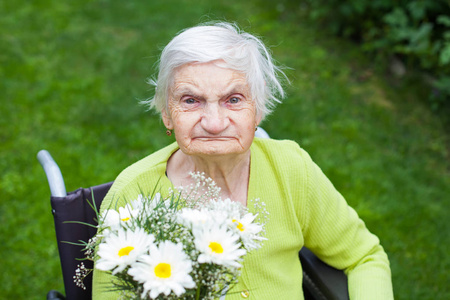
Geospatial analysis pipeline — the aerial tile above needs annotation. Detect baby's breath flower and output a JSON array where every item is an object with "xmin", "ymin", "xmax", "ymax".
[{"xmin": 73, "ymin": 262, "xmax": 89, "ymax": 290}]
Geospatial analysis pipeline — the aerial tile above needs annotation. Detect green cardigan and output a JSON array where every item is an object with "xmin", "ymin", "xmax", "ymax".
[{"xmin": 92, "ymin": 138, "xmax": 393, "ymax": 299}]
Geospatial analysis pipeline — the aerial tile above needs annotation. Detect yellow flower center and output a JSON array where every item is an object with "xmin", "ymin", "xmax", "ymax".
[
  {"xmin": 121, "ymin": 217, "xmax": 130, "ymax": 221},
  {"xmin": 232, "ymin": 219, "xmax": 245, "ymax": 232},
  {"xmin": 209, "ymin": 242, "xmax": 224, "ymax": 253},
  {"xmin": 154, "ymin": 263, "xmax": 171, "ymax": 278},
  {"xmin": 118, "ymin": 246, "xmax": 134, "ymax": 257}
]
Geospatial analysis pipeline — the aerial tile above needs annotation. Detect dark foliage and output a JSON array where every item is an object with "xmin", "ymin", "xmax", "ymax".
[{"xmin": 303, "ymin": 0, "xmax": 450, "ymax": 111}]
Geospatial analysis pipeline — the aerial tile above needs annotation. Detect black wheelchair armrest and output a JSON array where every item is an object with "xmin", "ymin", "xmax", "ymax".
[
  {"xmin": 47, "ymin": 290, "xmax": 65, "ymax": 300},
  {"xmin": 300, "ymin": 247, "xmax": 349, "ymax": 300}
]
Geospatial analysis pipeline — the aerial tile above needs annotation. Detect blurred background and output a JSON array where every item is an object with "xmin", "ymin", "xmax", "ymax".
[{"xmin": 1, "ymin": 0, "xmax": 449, "ymax": 299}]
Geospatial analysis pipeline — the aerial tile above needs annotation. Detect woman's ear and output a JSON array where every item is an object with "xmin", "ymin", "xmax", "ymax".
[
  {"xmin": 161, "ymin": 109, "xmax": 173, "ymax": 130},
  {"xmin": 256, "ymin": 113, "xmax": 263, "ymax": 127}
]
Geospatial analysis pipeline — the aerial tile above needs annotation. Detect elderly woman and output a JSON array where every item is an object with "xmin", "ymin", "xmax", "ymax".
[{"xmin": 93, "ymin": 22, "xmax": 393, "ymax": 299}]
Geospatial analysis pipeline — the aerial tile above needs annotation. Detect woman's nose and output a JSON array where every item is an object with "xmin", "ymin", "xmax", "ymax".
[{"xmin": 200, "ymin": 103, "xmax": 230, "ymax": 134}]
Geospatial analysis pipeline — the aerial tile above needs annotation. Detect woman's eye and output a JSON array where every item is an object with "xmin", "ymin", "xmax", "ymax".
[
  {"xmin": 229, "ymin": 97, "xmax": 240, "ymax": 104},
  {"xmin": 184, "ymin": 98, "xmax": 196, "ymax": 104}
]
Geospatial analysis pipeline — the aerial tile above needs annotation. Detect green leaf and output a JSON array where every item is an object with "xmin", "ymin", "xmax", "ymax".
[
  {"xmin": 439, "ymin": 42, "xmax": 450, "ymax": 65},
  {"xmin": 437, "ymin": 15, "xmax": 450, "ymax": 27},
  {"xmin": 384, "ymin": 7, "xmax": 409, "ymax": 28},
  {"xmin": 444, "ymin": 31, "xmax": 450, "ymax": 40},
  {"xmin": 407, "ymin": 1, "xmax": 427, "ymax": 21},
  {"xmin": 409, "ymin": 23, "xmax": 433, "ymax": 51},
  {"xmin": 432, "ymin": 75, "xmax": 450, "ymax": 93}
]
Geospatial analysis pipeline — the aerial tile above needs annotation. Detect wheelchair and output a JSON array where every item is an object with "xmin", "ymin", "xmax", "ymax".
[{"xmin": 39, "ymin": 128, "xmax": 349, "ymax": 300}]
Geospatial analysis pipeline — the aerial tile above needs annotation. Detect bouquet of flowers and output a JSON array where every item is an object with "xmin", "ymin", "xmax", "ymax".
[{"xmin": 74, "ymin": 172, "xmax": 267, "ymax": 300}]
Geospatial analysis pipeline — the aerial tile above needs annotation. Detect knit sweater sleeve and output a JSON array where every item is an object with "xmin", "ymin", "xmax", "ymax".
[{"xmin": 296, "ymin": 146, "xmax": 394, "ymax": 299}]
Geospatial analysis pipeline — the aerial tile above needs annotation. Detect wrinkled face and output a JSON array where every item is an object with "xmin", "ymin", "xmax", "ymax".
[{"xmin": 162, "ymin": 61, "xmax": 260, "ymax": 158}]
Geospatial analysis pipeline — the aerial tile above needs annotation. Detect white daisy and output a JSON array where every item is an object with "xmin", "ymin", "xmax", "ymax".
[
  {"xmin": 177, "ymin": 207, "xmax": 225, "ymax": 228},
  {"xmin": 96, "ymin": 227, "xmax": 155, "ymax": 274},
  {"xmin": 207, "ymin": 199, "xmax": 266, "ymax": 250},
  {"xmin": 131, "ymin": 194, "xmax": 146, "ymax": 211},
  {"xmin": 230, "ymin": 213, "xmax": 266, "ymax": 250},
  {"xmin": 99, "ymin": 209, "xmax": 121, "ymax": 231},
  {"xmin": 193, "ymin": 224, "xmax": 246, "ymax": 268},
  {"xmin": 99, "ymin": 198, "xmax": 143, "ymax": 231},
  {"xmin": 128, "ymin": 240, "xmax": 195, "ymax": 299},
  {"xmin": 117, "ymin": 204, "xmax": 139, "ymax": 223}
]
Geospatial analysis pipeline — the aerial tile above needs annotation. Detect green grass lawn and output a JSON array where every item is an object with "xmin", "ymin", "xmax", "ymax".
[{"xmin": 1, "ymin": 0, "xmax": 449, "ymax": 299}]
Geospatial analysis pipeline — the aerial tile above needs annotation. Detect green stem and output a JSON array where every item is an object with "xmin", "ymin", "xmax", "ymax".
[{"xmin": 195, "ymin": 287, "xmax": 201, "ymax": 300}]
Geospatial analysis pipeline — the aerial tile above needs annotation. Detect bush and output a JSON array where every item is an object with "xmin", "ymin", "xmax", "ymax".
[{"xmin": 303, "ymin": 0, "xmax": 450, "ymax": 110}]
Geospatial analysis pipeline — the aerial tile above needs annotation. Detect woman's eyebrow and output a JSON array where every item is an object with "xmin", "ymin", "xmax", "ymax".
[
  {"xmin": 223, "ymin": 83, "xmax": 249, "ymax": 96},
  {"xmin": 172, "ymin": 82, "xmax": 249, "ymax": 99},
  {"xmin": 172, "ymin": 86, "xmax": 202, "ymax": 97}
]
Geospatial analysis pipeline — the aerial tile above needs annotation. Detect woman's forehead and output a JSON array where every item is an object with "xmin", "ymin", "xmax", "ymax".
[
  {"xmin": 170, "ymin": 62, "xmax": 250, "ymax": 95},
  {"xmin": 173, "ymin": 61, "xmax": 246, "ymax": 80}
]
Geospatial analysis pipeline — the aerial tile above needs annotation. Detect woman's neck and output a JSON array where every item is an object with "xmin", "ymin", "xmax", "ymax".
[{"xmin": 166, "ymin": 149, "xmax": 251, "ymax": 206}]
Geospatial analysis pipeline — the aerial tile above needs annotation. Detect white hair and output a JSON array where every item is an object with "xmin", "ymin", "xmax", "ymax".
[{"xmin": 144, "ymin": 22, "xmax": 287, "ymax": 120}]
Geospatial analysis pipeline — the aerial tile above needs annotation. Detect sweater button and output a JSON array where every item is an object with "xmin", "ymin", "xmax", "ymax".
[{"xmin": 241, "ymin": 290, "xmax": 250, "ymax": 298}]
